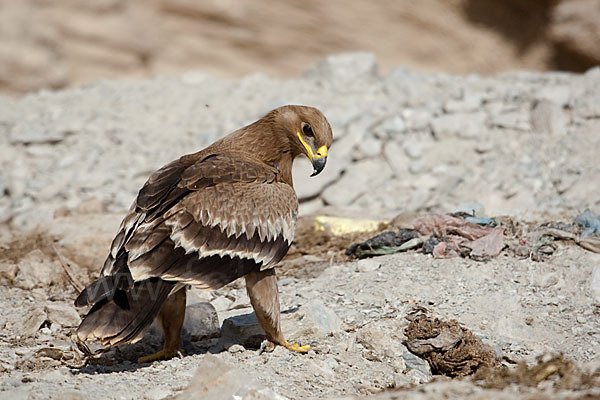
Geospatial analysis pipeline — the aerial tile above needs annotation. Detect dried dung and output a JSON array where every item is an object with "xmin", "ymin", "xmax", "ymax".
[
  {"xmin": 473, "ymin": 354, "xmax": 600, "ymax": 390},
  {"xmin": 403, "ymin": 311, "xmax": 498, "ymax": 377}
]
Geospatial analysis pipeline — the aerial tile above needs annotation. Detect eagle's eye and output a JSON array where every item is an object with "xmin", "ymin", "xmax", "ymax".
[{"xmin": 302, "ymin": 123, "xmax": 314, "ymax": 137}]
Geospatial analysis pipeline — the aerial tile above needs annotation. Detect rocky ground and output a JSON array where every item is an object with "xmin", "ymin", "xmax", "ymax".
[{"xmin": 0, "ymin": 54, "xmax": 599, "ymax": 399}]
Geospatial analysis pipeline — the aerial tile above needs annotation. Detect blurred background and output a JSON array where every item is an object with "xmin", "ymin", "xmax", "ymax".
[{"xmin": 1, "ymin": 0, "xmax": 599, "ymax": 96}]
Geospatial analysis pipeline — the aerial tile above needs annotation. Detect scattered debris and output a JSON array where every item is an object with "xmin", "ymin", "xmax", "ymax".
[
  {"xmin": 574, "ymin": 210, "xmax": 600, "ymax": 237},
  {"xmin": 346, "ymin": 229, "xmax": 419, "ymax": 258},
  {"xmin": 468, "ymin": 227, "xmax": 506, "ymax": 258},
  {"xmin": 414, "ymin": 214, "xmax": 494, "ymax": 241},
  {"xmin": 403, "ymin": 309, "xmax": 498, "ymax": 377}
]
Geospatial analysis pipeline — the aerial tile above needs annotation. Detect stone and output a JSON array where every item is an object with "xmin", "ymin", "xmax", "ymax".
[
  {"xmin": 295, "ymin": 299, "xmax": 342, "ymax": 337},
  {"xmin": 383, "ymin": 141, "xmax": 410, "ymax": 176},
  {"xmin": 18, "ymin": 307, "xmax": 47, "ymax": 337},
  {"xmin": 489, "ymin": 111, "xmax": 531, "ymax": 131},
  {"xmin": 0, "ymin": 263, "xmax": 18, "ymax": 283},
  {"xmin": 377, "ymin": 115, "xmax": 406, "ymax": 137},
  {"xmin": 356, "ymin": 135, "xmax": 382, "ymax": 159},
  {"xmin": 402, "ymin": 108, "xmax": 433, "ymax": 131},
  {"xmin": 14, "ymin": 249, "xmax": 59, "ymax": 290},
  {"xmin": 356, "ymin": 259, "xmax": 381, "ymax": 272},
  {"xmin": 402, "ymin": 349, "xmax": 432, "ymax": 378},
  {"xmin": 9, "ymin": 122, "xmax": 66, "ymax": 145},
  {"xmin": 454, "ymin": 201, "xmax": 485, "ymax": 216},
  {"xmin": 531, "ymin": 100, "xmax": 568, "ymax": 135},
  {"xmin": 535, "ymin": 85, "xmax": 572, "ymax": 107},
  {"xmin": 304, "ymin": 52, "xmax": 378, "ymax": 83},
  {"xmin": 227, "ymin": 344, "xmax": 245, "ymax": 353},
  {"xmin": 221, "ymin": 312, "xmax": 265, "ymax": 345},
  {"xmin": 431, "ymin": 112, "xmax": 487, "ymax": 139},
  {"xmin": 45, "ymin": 303, "xmax": 81, "ymax": 327},
  {"xmin": 183, "ymin": 302, "xmax": 220, "ymax": 342},
  {"xmin": 175, "ymin": 354, "xmax": 274, "ymax": 399},
  {"xmin": 403, "ymin": 138, "xmax": 428, "ymax": 159}
]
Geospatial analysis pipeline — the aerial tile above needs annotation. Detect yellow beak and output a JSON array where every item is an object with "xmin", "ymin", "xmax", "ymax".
[{"xmin": 297, "ymin": 131, "xmax": 328, "ymax": 176}]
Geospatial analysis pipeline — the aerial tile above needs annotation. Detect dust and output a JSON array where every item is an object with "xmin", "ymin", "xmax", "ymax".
[{"xmin": 403, "ymin": 309, "xmax": 498, "ymax": 377}]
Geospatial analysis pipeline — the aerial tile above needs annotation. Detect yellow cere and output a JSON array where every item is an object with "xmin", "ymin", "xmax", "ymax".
[{"xmin": 296, "ymin": 131, "xmax": 327, "ymax": 160}]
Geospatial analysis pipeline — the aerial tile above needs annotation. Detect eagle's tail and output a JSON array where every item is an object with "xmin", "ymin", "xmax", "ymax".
[{"xmin": 76, "ymin": 278, "xmax": 175, "ymax": 347}]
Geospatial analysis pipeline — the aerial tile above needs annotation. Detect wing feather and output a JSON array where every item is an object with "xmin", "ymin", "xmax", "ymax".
[{"xmin": 102, "ymin": 150, "xmax": 297, "ymax": 290}]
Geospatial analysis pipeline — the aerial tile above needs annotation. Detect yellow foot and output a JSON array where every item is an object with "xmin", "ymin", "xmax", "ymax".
[
  {"xmin": 137, "ymin": 348, "xmax": 185, "ymax": 363},
  {"xmin": 283, "ymin": 341, "xmax": 311, "ymax": 353}
]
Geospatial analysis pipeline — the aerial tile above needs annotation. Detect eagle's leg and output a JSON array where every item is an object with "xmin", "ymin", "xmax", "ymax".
[
  {"xmin": 245, "ymin": 269, "xmax": 310, "ymax": 353},
  {"xmin": 138, "ymin": 287, "xmax": 186, "ymax": 363}
]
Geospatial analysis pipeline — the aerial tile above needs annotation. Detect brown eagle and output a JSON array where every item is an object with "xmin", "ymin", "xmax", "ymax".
[{"xmin": 74, "ymin": 105, "xmax": 333, "ymax": 362}]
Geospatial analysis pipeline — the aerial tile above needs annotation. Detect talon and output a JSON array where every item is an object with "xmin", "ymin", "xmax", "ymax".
[
  {"xmin": 283, "ymin": 341, "xmax": 311, "ymax": 353},
  {"xmin": 137, "ymin": 348, "xmax": 185, "ymax": 363}
]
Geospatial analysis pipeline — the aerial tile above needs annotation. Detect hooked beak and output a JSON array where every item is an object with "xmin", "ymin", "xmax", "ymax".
[
  {"xmin": 297, "ymin": 131, "xmax": 328, "ymax": 177},
  {"xmin": 310, "ymin": 155, "xmax": 327, "ymax": 176}
]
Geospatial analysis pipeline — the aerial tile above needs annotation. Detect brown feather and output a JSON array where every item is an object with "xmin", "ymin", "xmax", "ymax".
[{"xmin": 75, "ymin": 105, "xmax": 333, "ymax": 348}]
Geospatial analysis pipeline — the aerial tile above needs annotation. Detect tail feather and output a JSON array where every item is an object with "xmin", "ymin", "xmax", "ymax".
[
  {"xmin": 75, "ymin": 254, "xmax": 133, "ymax": 307},
  {"xmin": 76, "ymin": 278, "xmax": 174, "ymax": 346}
]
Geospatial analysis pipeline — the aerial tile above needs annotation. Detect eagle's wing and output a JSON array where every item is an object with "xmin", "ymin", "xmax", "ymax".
[{"xmin": 75, "ymin": 152, "xmax": 297, "ymax": 306}]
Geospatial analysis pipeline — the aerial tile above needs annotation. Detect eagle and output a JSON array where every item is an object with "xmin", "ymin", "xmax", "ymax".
[{"xmin": 74, "ymin": 105, "xmax": 333, "ymax": 362}]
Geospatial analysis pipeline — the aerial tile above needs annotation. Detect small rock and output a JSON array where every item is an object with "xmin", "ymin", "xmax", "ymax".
[
  {"xmin": 176, "ymin": 354, "xmax": 268, "ymax": 399},
  {"xmin": 403, "ymin": 138, "xmax": 427, "ymax": 159},
  {"xmin": 431, "ymin": 112, "xmax": 487, "ymax": 139},
  {"xmin": 355, "ymin": 259, "xmax": 381, "ymax": 272},
  {"xmin": 18, "ymin": 307, "xmax": 47, "ymax": 336},
  {"xmin": 402, "ymin": 349, "xmax": 432, "ymax": 377},
  {"xmin": 183, "ymin": 302, "xmax": 220, "ymax": 341},
  {"xmin": 540, "ymin": 273, "xmax": 559, "ymax": 288},
  {"xmin": 296, "ymin": 299, "xmax": 342, "ymax": 336},
  {"xmin": 228, "ymin": 344, "xmax": 245, "ymax": 353},
  {"xmin": 209, "ymin": 296, "xmax": 233, "ymax": 312},
  {"xmin": 304, "ymin": 52, "xmax": 378, "ymax": 83},
  {"xmin": 45, "ymin": 303, "xmax": 81, "ymax": 328},
  {"xmin": 383, "ymin": 141, "xmax": 409, "ymax": 176},
  {"xmin": 405, "ymin": 368, "xmax": 433, "ymax": 384},
  {"xmin": 402, "ymin": 108, "xmax": 432, "ymax": 131},
  {"xmin": 531, "ymin": 100, "xmax": 567, "ymax": 135},
  {"xmin": 14, "ymin": 249, "xmax": 59, "ymax": 290},
  {"xmin": 377, "ymin": 115, "xmax": 406, "ymax": 136},
  {"xmin": 356, "ymin": 135, "xmax": 382, "ymax": 158},
  {"xmin": 454, "ymin": 201, "xmax": 485, "ymax": 216},
  {"xmin": 221, "ymin": 312, "xmax": 265, "ymax": 346},
  {"xmin": 489, "ymin": 111, "xmax": 531, "ymax": 131},
  {"xmin": 0, "ymin": 262, "xmax": 18, "ymax": 283}
]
